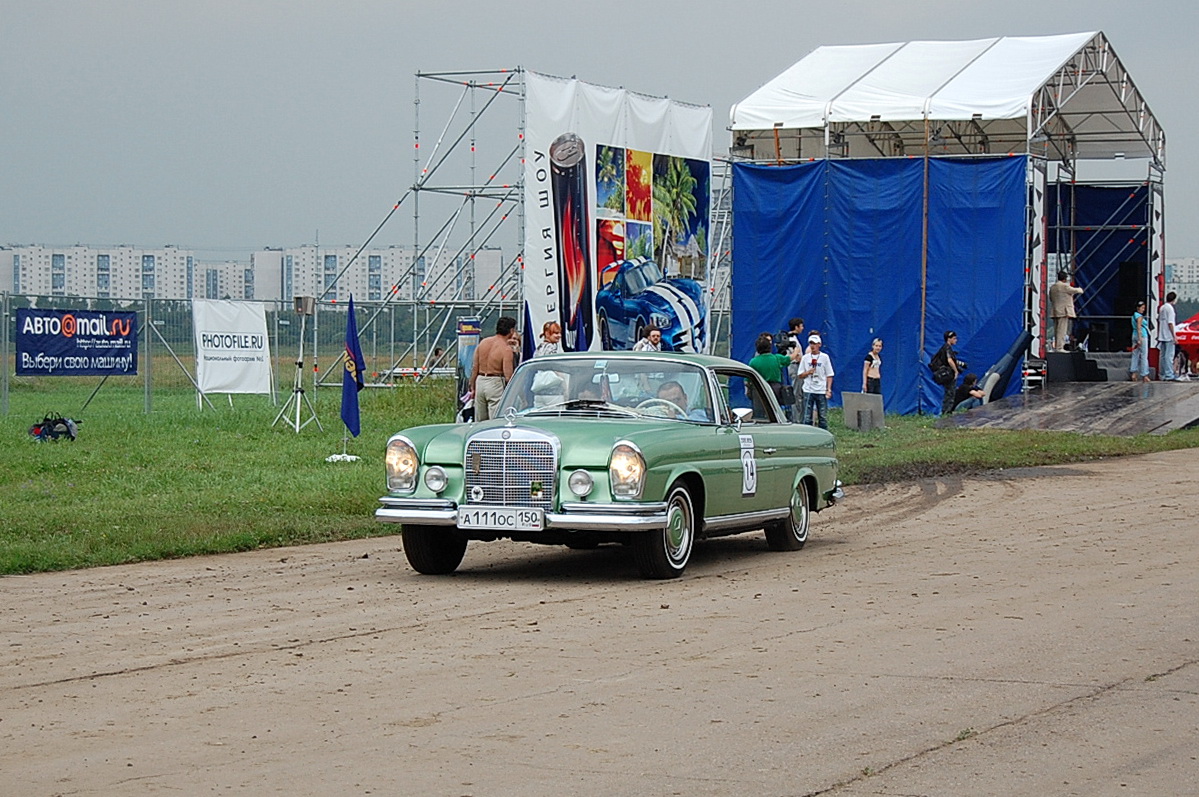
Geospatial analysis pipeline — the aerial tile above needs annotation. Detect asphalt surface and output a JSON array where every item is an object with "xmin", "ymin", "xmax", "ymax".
[{"xmin": 2, "ymin": 450, "xmax": 1196, "ymax": 796}]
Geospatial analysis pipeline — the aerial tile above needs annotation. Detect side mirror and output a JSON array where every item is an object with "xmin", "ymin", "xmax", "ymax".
[{"xmin": 732, "ymin": 407, "xmax": 753, "ymax": 430}]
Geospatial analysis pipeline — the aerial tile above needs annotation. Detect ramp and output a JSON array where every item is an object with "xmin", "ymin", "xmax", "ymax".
[{"xmin": 936, "ymin": 381, "xmax": 1199, "ymax": 436}]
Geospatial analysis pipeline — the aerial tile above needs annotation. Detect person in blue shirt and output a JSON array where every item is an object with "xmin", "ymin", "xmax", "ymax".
[
  {"xmin": 656, "ymin": 380, "xmax": 712, "ymax": 422},
  {"xmin": 1129, "ymin": 298, "xmax": 1151, "ymax": 383}
]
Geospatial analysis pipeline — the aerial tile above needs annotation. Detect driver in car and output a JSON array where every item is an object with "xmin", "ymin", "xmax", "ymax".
[{"xmin": 656, "ymin": 380, "xmax": 712, "ymax": 422}]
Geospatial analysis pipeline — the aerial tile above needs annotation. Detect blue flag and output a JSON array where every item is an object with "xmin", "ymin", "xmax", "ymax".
[{"xmin": 341, "ymin": 295, "xmax": 366, "ymax": 437}]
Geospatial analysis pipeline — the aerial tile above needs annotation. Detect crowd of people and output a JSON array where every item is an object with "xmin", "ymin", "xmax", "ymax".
[
  {"xmin": 458, "ymin": 285, "xmax": 1190, "ymax": 427},
  {"xmin": 750, "ymin": 318, "xmax": 975, "ymax": 418},
  {"xmin": 746, "ymin": 317, "xmax": 846, "ymax": 429}
]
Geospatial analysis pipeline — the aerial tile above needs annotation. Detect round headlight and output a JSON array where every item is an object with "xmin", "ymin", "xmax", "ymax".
[
  {"xmin": 385, "ymin": 438, "xmax": 419, "ymax": 493},
  {"xmin": 568, "ymin": 469, "xmax": 594, "ymax": 497},
  {"xmin": 609, "ymin": 442, "xmax": 646, "ymax": 499},
  {"xmin": 424, "ymin": 465, "xmax": 448, "ymax": 493}
]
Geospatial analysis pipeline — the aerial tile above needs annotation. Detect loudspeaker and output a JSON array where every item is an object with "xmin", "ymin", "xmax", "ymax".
[{"xmin": 293, "ymin": 296, "xmax": 315, "ymax": 316}]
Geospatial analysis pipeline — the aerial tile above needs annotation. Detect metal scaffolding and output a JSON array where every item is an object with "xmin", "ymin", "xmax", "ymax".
[{"xmin": 316, "ymin": 68, "xmax": 527, "ymax": 388}]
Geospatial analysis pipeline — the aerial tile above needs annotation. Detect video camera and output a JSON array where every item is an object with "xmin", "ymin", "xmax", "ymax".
[{"xmin": 773, "ymin": 330, "xmax": 796, "ymax": 352}]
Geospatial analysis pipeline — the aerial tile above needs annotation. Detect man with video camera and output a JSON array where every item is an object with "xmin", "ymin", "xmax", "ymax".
[{"xmin": 779, "ymin": 317, "xmax": 806, "ymax": 386}]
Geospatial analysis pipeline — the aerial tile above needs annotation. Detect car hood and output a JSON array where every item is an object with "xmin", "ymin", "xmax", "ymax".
[
  {"xmin": 638, "ymin": 278, "xmax": 704, "ymax": 311},
  {"xmin": 1177, "ymin": 314, "xmax": 1199, "ymax": 342}
]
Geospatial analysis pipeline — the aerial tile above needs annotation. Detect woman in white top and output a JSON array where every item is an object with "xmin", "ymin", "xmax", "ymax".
[
  {"xmin": 534, "ymin": 321, "xmax": 562, "ymax": 357},
  {"xmin": 862, "ymin": 338, "xmax": 883, "ymax": 394}
]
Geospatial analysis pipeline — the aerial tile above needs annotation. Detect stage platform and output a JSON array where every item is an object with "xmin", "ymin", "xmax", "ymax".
[{"xmin": 935, "ymin": 380, "xmax": 1199, "ymax": 436}]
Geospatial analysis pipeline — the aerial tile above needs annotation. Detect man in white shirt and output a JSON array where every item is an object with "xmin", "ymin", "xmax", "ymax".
[
  {"xmin": 798, "ymin": 334, "xmax": 834, "ymax": 429},
  {"xmin": 1158, "ymin": 292, "xmax": 1181, "ymax": 381},
  {"xmin": 632, "ymin": 325, "xmax": 663, "ymax": 352}
]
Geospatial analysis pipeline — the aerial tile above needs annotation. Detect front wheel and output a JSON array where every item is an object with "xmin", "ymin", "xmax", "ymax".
[
  {"xmin": 401, "ymin": 525, "xmax": 467, "ymax": 574},
  {"xmin": 632, "ymin": 483, "xmax": 695, "ymax": 579},
  {"xmin": 632, "ymin": 316, "xmax": 648, "ymax": 348},
  {"xmin": 764, "ymin": 479, "xmax": 810, "ymax": 551}
]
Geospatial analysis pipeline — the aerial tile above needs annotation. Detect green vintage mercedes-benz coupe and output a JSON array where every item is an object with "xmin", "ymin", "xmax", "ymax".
[{"xmin": 377, "ymin": 351, "xmax": 842, "ymax": 579}]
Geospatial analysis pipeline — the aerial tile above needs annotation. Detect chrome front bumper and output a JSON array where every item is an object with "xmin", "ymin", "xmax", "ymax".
[{"xmin": 376, "ymin": 496, "xmax": 669, "ymax": 532}]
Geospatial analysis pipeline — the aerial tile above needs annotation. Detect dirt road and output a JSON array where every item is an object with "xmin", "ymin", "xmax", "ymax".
[{"xmin": 3, "ymin": 450, "xmax": 1196, "ymax": 796}]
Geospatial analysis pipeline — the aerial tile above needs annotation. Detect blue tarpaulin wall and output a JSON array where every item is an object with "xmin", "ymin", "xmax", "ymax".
[{"xmin": 732, "ymin": 156, "xmax": 1028, "ymax": 414}]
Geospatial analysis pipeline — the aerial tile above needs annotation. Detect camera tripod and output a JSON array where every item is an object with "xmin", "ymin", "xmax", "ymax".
[{"xmin": 272, "ymin": 313, "xmax": 323, "ymax": 432}]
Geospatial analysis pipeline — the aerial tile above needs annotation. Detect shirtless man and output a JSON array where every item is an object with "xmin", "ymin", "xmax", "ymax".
[{"xmin": 470, "ymin": 316, "xmax": 518, "ymax": 421}]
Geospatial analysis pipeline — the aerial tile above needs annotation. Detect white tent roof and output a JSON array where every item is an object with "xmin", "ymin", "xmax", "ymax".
[{"xmin": 730, "ymin": 31, "xmax": 1164, "ymax": 164}]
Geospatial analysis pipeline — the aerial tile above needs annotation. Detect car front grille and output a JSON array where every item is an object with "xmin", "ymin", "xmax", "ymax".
[{"xmin": 464, "ymin": 432, "xmax": 557, "ymax": 509}]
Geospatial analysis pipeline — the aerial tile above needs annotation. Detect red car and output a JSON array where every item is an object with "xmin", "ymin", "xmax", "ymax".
[{"xmin": 1175, "ymin": 311, "xmax": 1199, "ymax": 377}]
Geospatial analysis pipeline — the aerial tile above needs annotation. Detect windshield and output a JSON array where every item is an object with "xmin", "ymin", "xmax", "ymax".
[
  {"xmin": 500, "ymin": 355, "xmax": 717, "ymax": 423},
  {"xmin": 623, "ymin": 260, "xmax": 664, "ymax": 294}
]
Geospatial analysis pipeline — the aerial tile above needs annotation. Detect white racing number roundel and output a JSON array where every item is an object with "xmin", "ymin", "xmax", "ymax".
[{"xmin": 739, "ymin": 434, "xmax": 757, "ymax": 496}]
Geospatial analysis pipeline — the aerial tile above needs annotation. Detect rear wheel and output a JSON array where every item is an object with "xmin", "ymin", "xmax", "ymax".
[
  {"xmin": 765, "ymin": 479, "xmax": 810, "ymax": 551},
  {"xmin": 632, "ymin": 482, "xmax": 695, "ymax": 579},
  {"xmin": 401, "ymin": 525, "xmax": 467, "ymax": 574}
]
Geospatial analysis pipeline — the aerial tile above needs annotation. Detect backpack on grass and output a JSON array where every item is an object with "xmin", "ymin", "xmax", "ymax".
[{"xmin": 29, "ymin": 413, "xmax": 80, "ymax": 442}]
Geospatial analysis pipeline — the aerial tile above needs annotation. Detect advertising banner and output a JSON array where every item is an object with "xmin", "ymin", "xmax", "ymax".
[
  {"xmin": 456, "ymin": 317, "xmax": 481, "ymax": 422},
  {"xmin": 16, "ymin": 308, "xmax": 138, "ymax": 376},
  {"xmin": 523, "ymin": 72, "xmax": 712, "ymax": 354},
  {"xmin": 192, "ymin": 299, "xmax": 272, "ymax": 394}
]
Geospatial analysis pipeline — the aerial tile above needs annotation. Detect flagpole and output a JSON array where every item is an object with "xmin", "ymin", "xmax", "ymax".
[{"xmin": 327, "ymin": 293, "xmax": 364, "ymax": 463}]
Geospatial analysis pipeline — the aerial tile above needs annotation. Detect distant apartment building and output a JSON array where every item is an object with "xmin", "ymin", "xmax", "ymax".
[
  {"xmin": 1166, "ymin": 257, "xmax": 1199, "ymax": 301},
  {"xmin": 2, "ymin": 244, "xmax": 506, "ymax": 303},
  {"xmin": 4, "ymin": 245, "xmax": 195, "ymax": 300},
  {"xmin": 273, "ymin": 245, "xmax": 505, "ymax": 303}
]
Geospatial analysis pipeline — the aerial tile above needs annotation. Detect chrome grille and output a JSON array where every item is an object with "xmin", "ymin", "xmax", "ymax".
[{"xmin": 464, "ymin": 433, "xmax": 557, "ymax": 509}]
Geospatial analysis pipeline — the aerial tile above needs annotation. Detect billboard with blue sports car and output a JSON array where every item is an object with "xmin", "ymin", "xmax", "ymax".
[
  {"xmin": 596, "ymin": 258, "xmax": 707, "ymax": 352},
  {"xmin": 523, "ymin": 72, "xmax": 711, "ymax": 355}
]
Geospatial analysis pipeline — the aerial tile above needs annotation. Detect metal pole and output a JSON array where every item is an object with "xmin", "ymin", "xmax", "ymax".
[
  {"xmin": 271, "ymin": 301, "xmax": 279, "ymax": 404},
  {"xmin": 413, "ymin": 71, "xmax": 422, "ymax": 368},
  {"xmin": 1, "ymin": 292, "xmax": 9, "ymax": 416},
  {"xmin": 919, "ymin": 116, "xmax": 931, "ymax": 414},
  {"xmin": 470, "ymin": 78, "xmax": 478, "ymax": 310},
  {"xmin": 311, "ymin": 302, "xmax": 319, "ymax": 399},
  {"xmin": 371, "ymin": 300, "xmax": 378, "ymax": 377},
  {"xmin": 144, "ymin": 297, "xmax": 153, "ymax": 414},
  {"xmin": 517, "ymin": 67, "xmax": 527, "ymax": 347}
]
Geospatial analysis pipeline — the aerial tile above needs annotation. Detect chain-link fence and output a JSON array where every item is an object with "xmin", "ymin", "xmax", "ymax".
[{"xmin": 1, "ymin": 293, "xmax": 525, "ymax": 414}]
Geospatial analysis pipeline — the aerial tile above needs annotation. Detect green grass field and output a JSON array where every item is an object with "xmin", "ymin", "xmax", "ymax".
[{"xmin": 2, "ymin": 376, "xmax": 1196, "ymax": 575}]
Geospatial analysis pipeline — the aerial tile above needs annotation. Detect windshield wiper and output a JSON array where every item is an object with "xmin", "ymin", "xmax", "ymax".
[{"xmin": 526, "ymin": 399, "xmax": 639, "ymax": 417}]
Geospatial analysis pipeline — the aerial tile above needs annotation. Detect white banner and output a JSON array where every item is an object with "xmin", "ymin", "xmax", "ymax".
[
  {"xmin": 523, "ymin": 72, "xmax": 713, "ymax": 354},
  {"xmin": 192, "ymin": 300, "xmax": 272, "ymax": 394}
]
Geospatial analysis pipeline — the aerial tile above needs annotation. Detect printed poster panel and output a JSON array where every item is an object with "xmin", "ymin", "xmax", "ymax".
[
  {"xmin": 523, "ymin": 71, "xmax": 712, "ymax": 354},
  {"xmin": 16, "ymin": 308, "xmax": 138, "ymax": 376},
  {"xmin": 192, "ymin": 299, "xmax": 272, "ymax": 394}
]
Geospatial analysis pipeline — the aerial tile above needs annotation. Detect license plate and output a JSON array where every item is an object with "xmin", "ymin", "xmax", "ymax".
[{"xmin": 457, "ymin": 506, "xmax": 544, "ymax": 531}]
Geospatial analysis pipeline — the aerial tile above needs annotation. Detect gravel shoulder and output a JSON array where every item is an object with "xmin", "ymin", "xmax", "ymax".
[{"xmin": 3, "ymin": 450, "xmax": 1196, "ymax": 796}]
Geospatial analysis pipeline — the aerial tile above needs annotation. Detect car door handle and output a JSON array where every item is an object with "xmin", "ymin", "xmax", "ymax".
[{"xmin": 762, "ymin": 447, "xmax": 777, "ymax": 454}]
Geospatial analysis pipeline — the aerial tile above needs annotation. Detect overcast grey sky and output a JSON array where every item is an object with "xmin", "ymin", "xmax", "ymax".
[{"xmin": 2, "ymin": 0, "xmax": 1195, "ymax": 258}]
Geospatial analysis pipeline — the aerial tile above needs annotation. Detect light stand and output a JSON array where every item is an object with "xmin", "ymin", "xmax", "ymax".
[{"xmin": 273, "ymin": 297, "xmax": 323, "ymax": 432}]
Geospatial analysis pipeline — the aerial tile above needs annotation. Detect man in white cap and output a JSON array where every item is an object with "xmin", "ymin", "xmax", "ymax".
[{"xmin": 798, "ymin": 333, "xmax": 834, "ymax": 429}]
